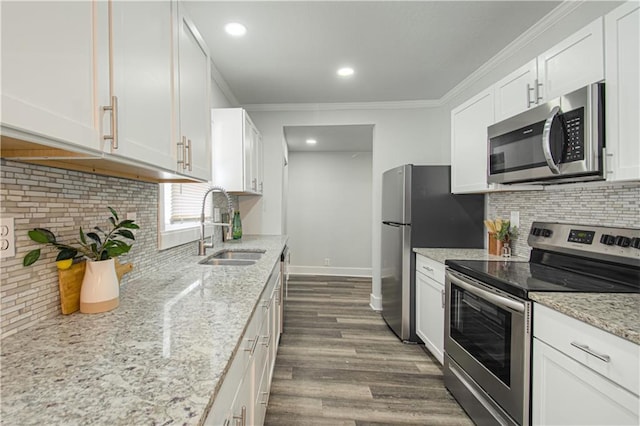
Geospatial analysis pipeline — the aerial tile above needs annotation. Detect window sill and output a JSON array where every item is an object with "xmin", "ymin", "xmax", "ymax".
[{"xmin": 158, "ymin": 224, "xmax": 212, "ymax": 251}]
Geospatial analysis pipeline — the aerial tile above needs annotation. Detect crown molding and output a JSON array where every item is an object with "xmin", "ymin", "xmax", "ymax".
[
  {"xmin": 243, "ymin": 99, "xmax": 441, "ymax": 112},
  {"xmin": 440, "ymin": 0, "xmax": 584, "ymax": 106}
]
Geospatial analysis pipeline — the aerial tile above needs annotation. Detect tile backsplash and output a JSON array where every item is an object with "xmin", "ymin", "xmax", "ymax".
[
  {"xmin": 488, "ymin": 181, "xmax": 640, "ymax": 257},
  {"xmin": 0, "ymin": 160, "xmax": 233, "ymax": 339}
]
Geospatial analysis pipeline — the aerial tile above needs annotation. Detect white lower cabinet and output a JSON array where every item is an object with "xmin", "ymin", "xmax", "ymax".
[
  {"xmin": 532, "ymin": 303, "xmax": 639, "ymax": 425},
  {"xmin": 205, "ymin": 262, "xmax": 281, "ymax": 426},
  {"xmin": 415, "ymin": 254, "xmax": 445, "ymax": 365}
]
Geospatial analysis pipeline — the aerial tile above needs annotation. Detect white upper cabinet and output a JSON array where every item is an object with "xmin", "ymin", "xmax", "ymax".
[
  {"xmin": 494, "ymin": 59, "xmax": 539, "ymax": 122},
  {"xmin": 537, "ymin": 18, "xmax": 604, "ymax": 101},
  {"xmin": 0, "ymin": 1, "xmax": 101, "ymax": 151},
  {"xmin": 212, "ymin": 108, "xmax": 264, "ymax": 195},
  {"xmin": 103, "ymin": 0, "xmax": 176, "ymax": 171},
  {"xmin": 451, "ymin": 88, "xmax": 495, "ymax": 194},
  {"xmin": 176, "ymin": 8, "xmax": 211, "ymax": 181},
  {"xmin": 605, "ymin": 1, "xmax": 640, "ymax": 182}
]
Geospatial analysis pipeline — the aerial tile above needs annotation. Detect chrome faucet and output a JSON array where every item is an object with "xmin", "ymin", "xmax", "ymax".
[{"xmin": 198, "ymin": 186, "xmax": 234, "ymax": 256}]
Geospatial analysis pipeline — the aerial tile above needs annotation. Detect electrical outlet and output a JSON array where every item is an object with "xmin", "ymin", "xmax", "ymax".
[
  {"xmin": 324, "ymin": 258, "xmax": 330, "ymax": 266},
  {"xmin": 0, "ymin": 217, "xmax": 15, "ymax": 258},
  {"xmin": 510, "ymin": 211, "xmax": 520, "ymax": 230},
  {"xmin": 214, "ymin": 208, "xmax": 221, "ymax": 222}
]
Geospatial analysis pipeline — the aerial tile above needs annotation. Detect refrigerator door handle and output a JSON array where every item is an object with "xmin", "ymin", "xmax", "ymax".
[{"xmin": 382, "ymin": 221, "xmax": 406, "ymax": 227}]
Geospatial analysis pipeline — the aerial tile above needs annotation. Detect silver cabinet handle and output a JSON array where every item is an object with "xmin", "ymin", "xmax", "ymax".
[
  {"xmin": 422, "ymin": 265, "xmax": 434, "ymax": 273},
  {"xmin": 542, "ymin": 106, "xmax": 562, "ymax": 175},
  {"xmin": 570, "ymin": 342, "xmax": 611, "ymax": 363},
  {"xmin": 252, "ymin": 178, "xmax": 257, "ymax": 191},
  {"xmin": 244, "ymin": 336, "xmax": 259, "ymax": 355},
  {"xmin": 527, "ymin": 83, "xmax": 535, "ymax": 107},
  {"xmin": 441, "ymin": 289, "xmax": 445, "ymax": 309},
  {"xmin": 259, "ymin": 182, "xmax": 263, "ymax": 193},
  {"xmin": 535, "ymin": 79, "xmax": 543, "ymax": 104},
  {"xmin": 233, "ymin": 406, "xmax": 246, "ymax": 426},
  {"xmin": 102, "ymin": 95, "xmax": 119, "ymax": 150},
  {"xmin": 262, "ymin": 334, "xmax": 270, "ymax": 347},
  {"xmin": 177, "ymin": 136, "xmax": 186, "ymax": 169},
  {"xmin": 186, "ymin": 139, "xmax": 192, "ymax": 171},
  {"xmin": 260, "ymin": 391, "xmax": 269, "ymax": 405}
]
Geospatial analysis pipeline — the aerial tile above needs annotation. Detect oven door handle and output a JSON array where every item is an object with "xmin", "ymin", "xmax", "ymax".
[
  {"xmin": 447, "ymin": 271, "xmax": 525, "ymax": 313},
  {"xmin": 542, "ymin": 106, "xmax": 562, "ymax": 175}
]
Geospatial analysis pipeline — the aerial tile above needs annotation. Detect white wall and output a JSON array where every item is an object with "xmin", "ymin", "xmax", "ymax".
[
  {"xmin": 240, "ymin": 106, "xmax": 447, "ymax": 308},
  {"xmin": 287, "ymin": 151, "xmax": 372, "ymax": 276}
]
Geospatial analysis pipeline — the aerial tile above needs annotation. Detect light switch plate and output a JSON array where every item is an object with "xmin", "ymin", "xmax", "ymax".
[{"xmin": 0, "ymin": 217, "xmax": 16, "ymax": 258}]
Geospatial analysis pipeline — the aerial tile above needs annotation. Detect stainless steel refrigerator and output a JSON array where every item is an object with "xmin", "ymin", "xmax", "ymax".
[{"xmin": 381, "ymin": 164, "xmax": 484, "ymax": 342}]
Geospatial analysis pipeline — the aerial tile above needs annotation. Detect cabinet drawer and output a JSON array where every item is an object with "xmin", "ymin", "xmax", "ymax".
[
  {"xmin": 534, "ymin": 303, "xmax": 639, "ymax": 396},
  {"xmin": 415, "ymin": 254, "xmax": 445, "ymax": 283}
]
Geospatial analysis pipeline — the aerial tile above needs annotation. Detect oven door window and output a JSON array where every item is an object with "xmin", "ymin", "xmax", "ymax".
[{"xmin": 450, "ymin": 283, "xmax": 512, "ymax": 386}]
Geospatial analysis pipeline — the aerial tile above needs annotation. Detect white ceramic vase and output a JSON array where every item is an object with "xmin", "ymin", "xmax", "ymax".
[{"xmin": 80, "ymin": 258, "xmax": 119, "ymax": 313}]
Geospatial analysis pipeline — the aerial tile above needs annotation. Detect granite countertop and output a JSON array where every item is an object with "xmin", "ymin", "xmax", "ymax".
[
  {"xmin": 413, "ymin": 247, "xmax": 528, "ymax": 264},
  {"xmin": 0, "ymin": 235, "xmax": 288, "ymax": 426},
  {"xmin": 530, "ymin": 292, "xmax": 640, "ymax": 345}
]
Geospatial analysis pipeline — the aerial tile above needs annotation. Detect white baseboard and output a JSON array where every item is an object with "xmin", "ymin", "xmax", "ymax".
[
  {"xmin": 288, "ymin": 265, "xmax": 372, "ymax": 278},
  {"xmin": 370, "ymin": 292, "xmax": 382, "ymax": 311}
]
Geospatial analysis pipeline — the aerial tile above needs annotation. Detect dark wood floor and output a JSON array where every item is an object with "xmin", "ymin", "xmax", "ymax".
[{"xmin": 265, "ymin": 275, "xmax": 473, "ymax": 426}]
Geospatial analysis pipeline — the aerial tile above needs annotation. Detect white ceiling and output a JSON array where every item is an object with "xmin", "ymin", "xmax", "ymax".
[
  {"xmin": 184, "ymin": 1, "xmax": 561, "ymax": 106},
  {"xmin": 284, "ymin": 124, "xmax": 374, "ymax": 152}
]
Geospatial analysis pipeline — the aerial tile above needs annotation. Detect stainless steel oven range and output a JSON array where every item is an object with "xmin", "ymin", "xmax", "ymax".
[{"xmin": 444, "ymin": 221, "xmax": 640, "ymax": 426}]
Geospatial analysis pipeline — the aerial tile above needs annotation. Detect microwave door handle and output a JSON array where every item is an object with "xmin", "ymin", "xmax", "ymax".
[{"xmin": 542, "ymin": 106, "xmax": 562, "ymax": 175}]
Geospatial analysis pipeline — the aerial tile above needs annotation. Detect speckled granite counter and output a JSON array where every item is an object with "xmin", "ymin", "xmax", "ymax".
[
  {"xmin": 0, "ymin": 235, "xmax": 288, "ymax": 426},
  {"xmin": 530, "ymin": 293, "xmax": 640, "ymax": 345},
  {"xmin": 413, "ymin": 248, "xmax": 528, "ymax": 263}
]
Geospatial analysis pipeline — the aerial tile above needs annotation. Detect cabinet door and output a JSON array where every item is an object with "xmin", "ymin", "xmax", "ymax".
[
  {"xmin": 538, "ymin": 18, "xmax": 604, "ymax": 101},
  {"xmin": 494, "ymin": 59, "xmax": 539, "ymax": 121},
  {"xmin": 0, "ymin": 1, "xmax": 101, "ymax": 151},
  {"xmin": 108, "ymin": 0, "xmax": 175, "ymax": 170},
  {"xmin": 415, "ymin": 272, "xmax": 444, "ymax": 365},
  {"xmin": 532, "ymin": 338, "xmax": 639, "ymax": 425},
  {"xmin": 177, "ymin": 11, "xmax": 211, "ymax": 180},
  {"xmin": 451, "ymin": 88, "xmax": 494, "ymax": 193},
  {"xmin": 605, "ymin": 2, "xmax": 640, "ymax": 182},
  {"xmin": 243, "ymin": 114, "xmax": 257, "ymax": 192}
]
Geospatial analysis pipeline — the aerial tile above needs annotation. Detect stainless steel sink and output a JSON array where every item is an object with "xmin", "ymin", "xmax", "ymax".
[
  {"xmin": 198, "ymin": 249, "xmax": 266, "ymax": 266},
  {"xmin": 199, "ymin": 258, "xmax": 257, "ymax": 266}
]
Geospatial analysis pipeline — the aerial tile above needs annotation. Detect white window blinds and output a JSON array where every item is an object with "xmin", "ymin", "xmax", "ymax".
[{"xmin": 167, "ymin": 183, "xmax": 212, "ymax": 224}]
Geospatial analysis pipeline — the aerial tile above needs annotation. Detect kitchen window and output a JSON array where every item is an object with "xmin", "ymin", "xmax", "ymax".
[{"xmin": 158, "ymin": 182, "xmax": 212, "ymax": 250}]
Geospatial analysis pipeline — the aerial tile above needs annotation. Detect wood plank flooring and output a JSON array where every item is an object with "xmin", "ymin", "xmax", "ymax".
[{"xmin": 265, "ymin": 275, "xmax": 473, "ymax": 426}]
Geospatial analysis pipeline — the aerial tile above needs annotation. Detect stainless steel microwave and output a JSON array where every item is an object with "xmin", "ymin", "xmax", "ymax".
[{"xmin": 488, "ymin": 83, "xmax": 604, "ymax": 185}]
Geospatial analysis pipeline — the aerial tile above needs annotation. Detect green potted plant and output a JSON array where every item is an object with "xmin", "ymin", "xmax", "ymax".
[{"xmin": 23, "ymin": 207, "xmax": 139, "ymax": 313}]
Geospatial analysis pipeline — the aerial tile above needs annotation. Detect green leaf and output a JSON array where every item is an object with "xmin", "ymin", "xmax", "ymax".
[
  {"xmin": 55, "ymin": 248, "xmax": 77, "ymax": 261},
  {"xmin": 107, "ymin": 244, "xmax": 131, "ymax": 257},
  {"xmin": 94, "ymin": 226, "xmax": 105, "ymax": 236},
  {"xmin": 100, "ymin": 251, "xmax": 109, "ymax": 261},
  {"xmin": 108, "ymin": 207, "xmax": 119, "ymax": 221},
  {"xmin": 23, "ymin": 249, "xmax": 41, "ymax": 266},
  {"xmin": 79, "ymin": 227, "xmax": 87, "ymax": 245},
  {"xmin": 116, "ymin": 229, "xmax": 135, "ymax": 240},
  {"xmin": 86, "ymin": 232, "xmax": 101, "ymax": 245},
  {"xmin": 28, "ymin": 229, "xmax": 56, "ymax": 244},
  {"xmin": 109, "ymin": 217, "xmax": 116, "ymax": 227},
  {"xmin": 118, "ymin": 220, "xmax": 139, "ymax": 230}
]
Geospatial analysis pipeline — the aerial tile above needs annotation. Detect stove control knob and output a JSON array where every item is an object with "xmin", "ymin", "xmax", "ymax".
[
  {"xmin": 542, "ymin": 229, "xmax": 553, "ymax": 238},
  {"xmin": 600, "ymin": 234, "xmax": 616, "ymax": 245},
  {"xmin": 532, "ymin": 227, "xmax": 541, "ymax": 236},
  {"xmin": 615, "ymin": 236, "xmax": 631, "ymax": 247},
  {"xmin": 631, "ymin": 238, "xmax": 640, "ymax": 249}
]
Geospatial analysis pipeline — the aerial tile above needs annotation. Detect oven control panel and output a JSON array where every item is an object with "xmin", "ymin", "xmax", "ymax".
[{"xmin": 528, "ymin": 222, "xmax": 640, "ymax": 265}]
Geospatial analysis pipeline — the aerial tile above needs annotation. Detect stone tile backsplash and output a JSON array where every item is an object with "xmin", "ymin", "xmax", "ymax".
[
  {"xmin": 0, "ymin": 160, "xmax": 235, "ymax": 339},
  {"xmin": 488, "ymin": 182, "xmax": 640, "ymax": 258}
]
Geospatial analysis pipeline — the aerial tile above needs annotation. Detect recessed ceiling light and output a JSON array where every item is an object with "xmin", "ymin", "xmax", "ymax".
[
  {"xmin": 337, "ymin": 67, "xmax": 355, "ymax": 77},
  {"xmin": 225, "ymin": 22, "xmax": 247, "ymax": 37},
  {"xmin": 306, "ymin": 139, "xmax": 317, "ymax": 145}
]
